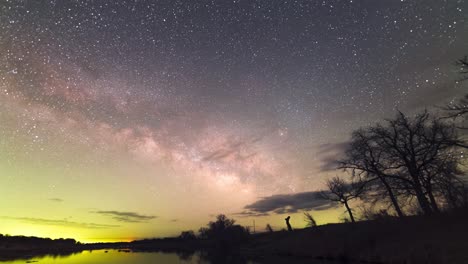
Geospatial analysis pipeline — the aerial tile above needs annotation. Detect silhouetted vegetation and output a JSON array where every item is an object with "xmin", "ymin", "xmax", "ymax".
[
  {"xmin": 0, "ymin": 235, "xmax": 82, "ymax": 261},
  {"xmin": 178, "ymin": 230, "xmax": 196, "ymax": 240},
  {"xmin": 303, "ymin": 212, "xmax": 317, "ymax": 227},
  {"xmin": 198, "ymin": 214, "xmax": 250, "ymax": 249},
  {"xmin": 265, "ymin": 224, "xmax": 274, "ymax": 233},
  {"xmin": 358, "ymin": 205, "xmax": 395, "ymax": 221},
  {"xmin": 334, "ymin": 110, "xmax": 467, "ymax": 217},
  {"xmin": 321, "ymin": 176, "xmax": 365, "ymax": 222},
  {"xmin": 442, "ymin": 56, "xmax": 468, "ymax": 131},
  {"xmin": 0, "ymin": 234, "xmax": 78, "ymax": 248}
]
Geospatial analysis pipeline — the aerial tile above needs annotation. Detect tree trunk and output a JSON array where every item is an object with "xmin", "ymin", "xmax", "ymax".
[
  {"xmin": 407, "ymin": 169, "xmax": 433, "ymax": 215},
  {"xmin": 380, "ymin": 177, "xmax": 405, "ymax": 217},
  {"xmin": 413, "ymin": 182, "xmax": 433, "ymax": 215},
  {"xmin": 344, "ymin": 201, "xmax": 355, "ymax": 223},
  {"xmin": 427, "ymin": 187, "xmax": 440, "ymax": 213}
]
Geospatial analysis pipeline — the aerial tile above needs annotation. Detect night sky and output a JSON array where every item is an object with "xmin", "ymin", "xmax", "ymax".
[{"xmin": 1, "ymin": 0, "xmax": 467, "ymax": 242}]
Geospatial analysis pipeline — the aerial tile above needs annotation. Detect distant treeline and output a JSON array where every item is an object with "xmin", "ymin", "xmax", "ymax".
[{"xmin": 0, "ymin": 234, "xmax": 78, "ymax": 249}]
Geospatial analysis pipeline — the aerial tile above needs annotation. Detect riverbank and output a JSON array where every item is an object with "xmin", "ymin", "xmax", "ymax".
[{"xmin": 2, "ymin": 210, "xmax": 468, "ymax": 263}]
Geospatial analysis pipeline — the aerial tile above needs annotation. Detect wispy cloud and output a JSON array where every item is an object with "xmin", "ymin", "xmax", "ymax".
[
  {"xmin": 49, "ymin": 198, "xmax": 63, "ymax": 202},
  {"xmin": 201, "ymin": 136, "xmax": 262, "ymax": 162},
  {"xmin": 2, "ymin": 216, "xmax": 118, "ymax": 229},
  {"xmin": 317, "ymin": 141, "xmax": 350, "ymax": 172},
  {"xmin": 233, "ymin": 211, "xmax": 270, "ymax": 217},
  {"xmin": 93, "ymin": 211, "xmax": 156, "ymax": 223},
  {"xmin": 242, "ymin": 191, "xmax": 335, "ymax": 215},
  {"xmin": 317, "ymin": 142, "xmax": 350, "ymax": 154}
]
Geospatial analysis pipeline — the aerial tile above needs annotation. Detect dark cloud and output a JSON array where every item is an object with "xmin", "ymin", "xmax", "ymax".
[
  {"xmin": 316, "ymin": 142, "xmax": 350, "ymax": 172},
  {"xmin": 319, "ymin": 156, "xmax": 342, "ymax": 172},
  {"xmin": 233, "ymin": 211, "xmax": 270, "ymax": 218},
  {"xmin": 49, "ymin": 198, "xmax": 63, "ymax": 202},
  {"xmin": 2, "ymin": 216, "xmax": 118, "ymax": 229},
  {"xmin": 93, "ymin": 210, "xmax": 156, "ymax": 223},
  {"xmin": 317, "ymin": 142, "xmax": 350, "ymax": 154},
  {"xmin": 243, "ymin": 191, "xmax": 335, "ymax": 215}
]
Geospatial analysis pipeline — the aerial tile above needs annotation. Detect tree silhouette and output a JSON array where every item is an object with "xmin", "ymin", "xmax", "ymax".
[
  {"xmin": 179, "ymin": 230, "xmax": 196, "ymax": 240},
  {"xmin": 199, "ymin": 214, "xmax": 235, "ymax": 239},
  {"xmin": 339, "ymin": 128, "xmax": 405, "ymax": 217},
  {"xmin": 340, "ymin": 111, "xmax": 465, "ymax": 215},
  {"xmin": 321, "ymin": 176, "xmax": 364, "ymax": 223},
  {"xmin": 442, "ymin": 56, "xmax": 468, "ymax": 130},
  {"xmin": 198, "ymin": 214, "xmax": 249, "ymax": 247}
]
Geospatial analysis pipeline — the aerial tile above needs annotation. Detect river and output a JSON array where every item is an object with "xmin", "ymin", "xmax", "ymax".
[{"xmin": 0, "ymin": 249, "xmax": 260, "ymax": 264}]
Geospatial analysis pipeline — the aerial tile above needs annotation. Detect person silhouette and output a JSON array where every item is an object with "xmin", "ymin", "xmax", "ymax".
[{"xmin": 285, "ymin": 216, "xmax": 293, "ymax": 231}]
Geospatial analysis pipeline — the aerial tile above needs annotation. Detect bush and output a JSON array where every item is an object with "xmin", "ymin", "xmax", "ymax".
[
  {"xmin": 198, "ymin": 214, "xmax": 250, "ymax": 247},
  {"xmin": 179, "ymin": 230, "xmax": 196, "ymax": 240}
]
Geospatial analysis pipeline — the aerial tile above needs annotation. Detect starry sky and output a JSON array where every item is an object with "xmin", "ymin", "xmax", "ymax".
[{"xmin": 0, "ymin": 0, "xmax": 467, "ymax": 242}]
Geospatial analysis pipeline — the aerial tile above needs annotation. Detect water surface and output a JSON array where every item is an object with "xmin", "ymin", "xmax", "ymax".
[{"xmin": 0, "ymin": 249, "xmax": 259, "ymax": 264}]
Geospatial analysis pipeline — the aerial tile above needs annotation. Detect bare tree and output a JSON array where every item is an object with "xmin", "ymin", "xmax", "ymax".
[
  {"xmin": 442, "ymin": 56, "xmax": 468, "ymax": 130},
  {"xmin": 321, "ymin": 176, "xmax": 365, "ymax": 223},
  {"xmin": 443, "ymin": 94, "xmax": 468, "ymax": 131},
  {"xmin": 340, "ymin": 128, "xmax": 405, "ymax": 217},
  {"xmin": 429, "ymin": 157, "xmax": 467, "ymax": 209},
  {"xmin": 340, "ymin": 111, "xmax": 465, "ymax": 215}
]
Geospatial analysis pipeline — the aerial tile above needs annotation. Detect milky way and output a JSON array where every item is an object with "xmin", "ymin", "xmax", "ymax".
[{"xmin": 0, "ymin": 0, "xmax": 467, "ymax": 241}]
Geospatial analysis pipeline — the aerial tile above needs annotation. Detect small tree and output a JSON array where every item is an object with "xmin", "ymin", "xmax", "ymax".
[
  {"xmin": 321, "ymin": 176, "xmax": 364, "ymax": 223},
  {"xmin": 207, "ymin": 214, "xmax": 236, "ymax": 234},
  {"xmin": 265, "ymin": 224, "xmax": 274, "ymax": 233}
]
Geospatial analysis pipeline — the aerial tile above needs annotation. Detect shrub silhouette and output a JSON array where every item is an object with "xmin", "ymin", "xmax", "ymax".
[
  {"xmin": 178, "ymin": 230, "xmax": 196, "ymax": 240},
  {"xmin": 198, "ymin": 214, "xmax": 250, "ymax": 247},
  {"xmin": 303, "ymin": 212, "xmax": 317, "ymax": 227}
]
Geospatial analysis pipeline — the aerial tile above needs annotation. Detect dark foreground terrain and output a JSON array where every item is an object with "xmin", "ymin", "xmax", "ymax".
[
  {"xmin": 1, "ymin": 211, "xmax": 468, "ymax": 263},
  {"xmin": 243, "ymin": 211, "xmax": 468, "ymax": 263}
]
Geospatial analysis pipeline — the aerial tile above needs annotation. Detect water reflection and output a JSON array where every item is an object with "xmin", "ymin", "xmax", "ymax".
[{"xmin": 0, "ymin": 249, "xmax": 259, "ymax": 264}]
